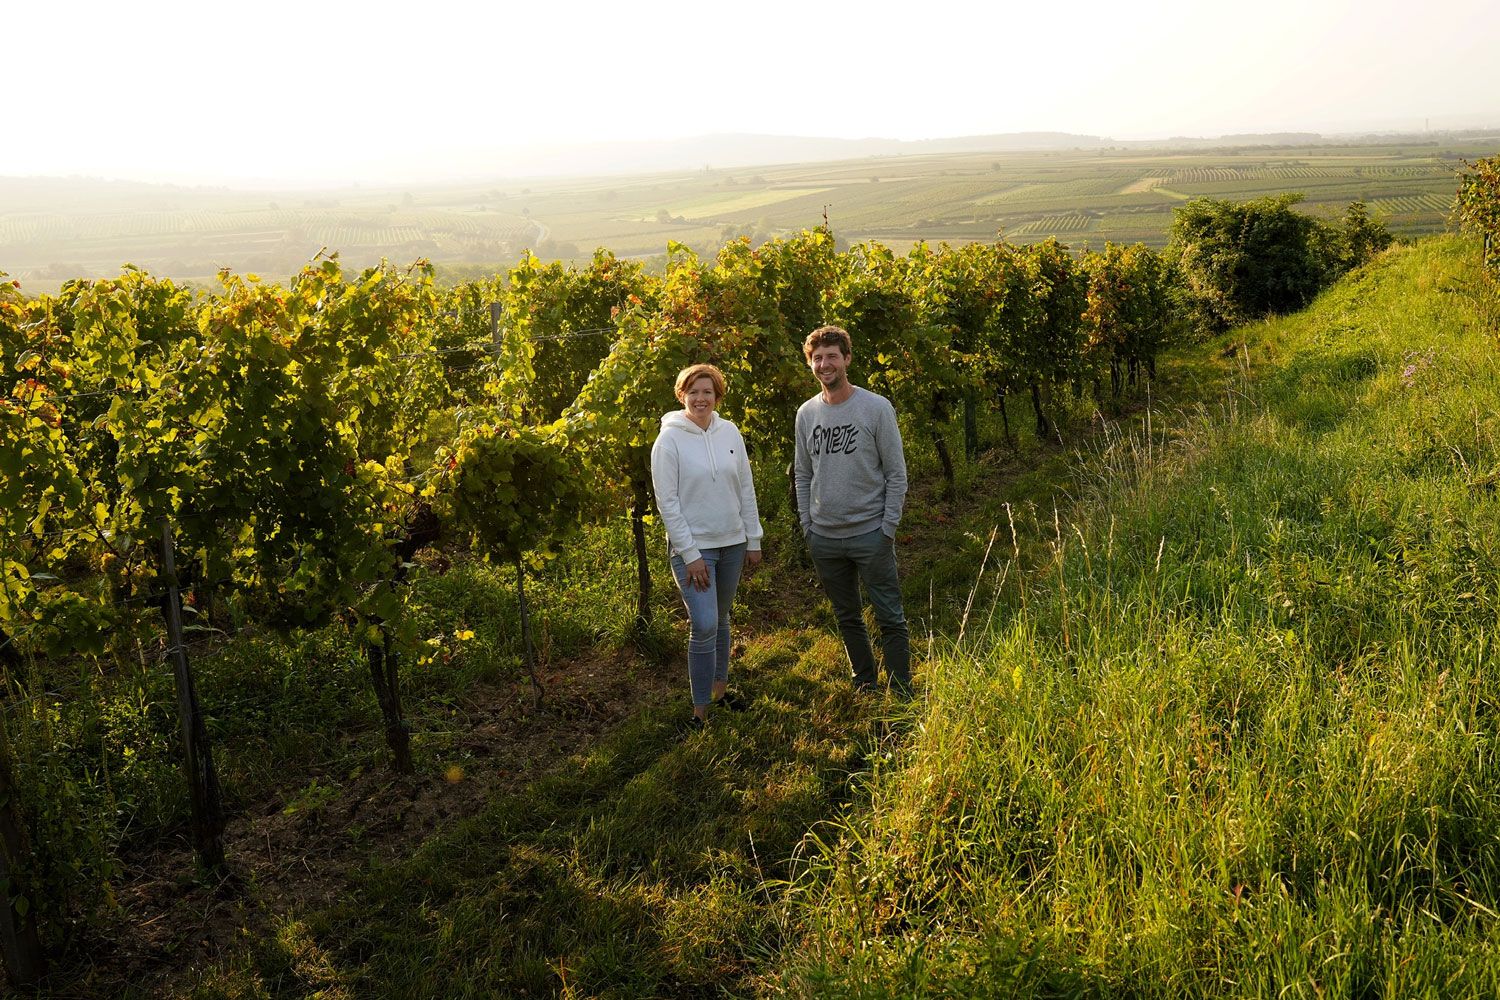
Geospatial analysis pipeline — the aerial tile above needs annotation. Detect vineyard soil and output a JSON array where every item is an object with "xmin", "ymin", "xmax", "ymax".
[{"xmin": 80, "ymin": 646, "xmax": 680, "ymax": 996}]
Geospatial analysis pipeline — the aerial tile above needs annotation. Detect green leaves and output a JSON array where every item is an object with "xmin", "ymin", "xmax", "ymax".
[
  {"xmin": 0, "ymin": 258, "xmax": 453, "ymax": 652},
  {"xmin": 432, "ymin": 422, "xmax": 587, "ymax": 565},
  {"xmin": 1081, "ymin": 242, "xmax": 1188, "ymax": 396},
  {"xmin": 1454, "ymin": 157, "xmax": 1500, "ymax": 278},
  {"xmin": 1167, "ymin": 194, "xmax": 1380, "ymax": 332},
  {"xmin": 0, "ymin": 230, "xmax": 1197, "ymax": 659}
]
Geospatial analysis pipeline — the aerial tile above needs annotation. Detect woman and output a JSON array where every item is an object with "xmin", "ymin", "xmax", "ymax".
[{"xmin": 650, "ymin": 363, "xmax": 764, "ymax": 730}]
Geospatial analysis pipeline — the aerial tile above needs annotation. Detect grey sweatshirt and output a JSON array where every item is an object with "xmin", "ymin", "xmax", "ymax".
[{"xmin": 794, "ymin": 386, "xmax": 907, "ymax": 539}]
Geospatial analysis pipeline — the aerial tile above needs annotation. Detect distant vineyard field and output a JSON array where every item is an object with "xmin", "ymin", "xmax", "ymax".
[
  {"xmin": 639, "ymin": 187, "xmax": 833, "ymax": 221},
  {"xmin": 1011, "ymin": 213, "xmax": 1092, "ymax": 236},
  {"xmin": 1095, "ymin": 211, "xmax": 1176, "ymax": 232},
  {"xmin": 3, "ymin": 137, "xmax": 1497, "ymax": 285},
  {"xmin": 1372, "ymin": 192, "xmax": 1455, "ymax": 215}
]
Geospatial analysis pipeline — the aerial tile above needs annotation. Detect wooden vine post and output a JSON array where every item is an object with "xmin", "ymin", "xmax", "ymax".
[
  {"xmin": 362, "ymin": 504, "xmax": 441, "ymax": 776},
  {"xmin": 630, "ymin": 475, "xmax": 653, "ymax": 634},
  {"xmin": 363, "ymin": 617, "xmax": 413, "ymax": 774},
  {"xmin": 160, "ymin": 520, "xmax": 226, "ymax": 872},
  {"xmin": 513, "ymin": 555, "xmax": 543, "ymax": 704},
  {"xmin": 490, "ymin": 301, "xmax": 504, "ymax": 359}
]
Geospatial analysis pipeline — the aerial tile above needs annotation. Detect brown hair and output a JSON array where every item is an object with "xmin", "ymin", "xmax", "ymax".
[
  {"xmin": 803, "ymin": 324, "xmax": 852, "ymax": 360},
  {"xmin": 673, "ymin": 363, "xmax": 726, "ymax": 401}
]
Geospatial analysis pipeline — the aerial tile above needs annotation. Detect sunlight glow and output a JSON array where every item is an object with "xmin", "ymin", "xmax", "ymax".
[{"xmin": 4, "ymin": 0, "xmax": 1498, "ymax": 184}]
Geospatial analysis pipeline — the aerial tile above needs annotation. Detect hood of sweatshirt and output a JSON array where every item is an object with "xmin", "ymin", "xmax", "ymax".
[
  {"xmin": 659, "ymin": 410, "xmax": 725, "ymax": 480},
  {"xmin": 659, "ymin": 410, "xmax": 722, "ymax": 433}
]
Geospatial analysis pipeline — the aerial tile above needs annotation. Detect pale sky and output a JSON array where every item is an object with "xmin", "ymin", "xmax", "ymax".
[{"xmin": 6, "ymin": 0, "xmax": 1497, "ymax": 186}]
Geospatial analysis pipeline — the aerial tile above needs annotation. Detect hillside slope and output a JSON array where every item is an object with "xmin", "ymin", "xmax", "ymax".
[{"xmin": 781, "ymin": 235, "xmax": 1500, "ymax": 997}]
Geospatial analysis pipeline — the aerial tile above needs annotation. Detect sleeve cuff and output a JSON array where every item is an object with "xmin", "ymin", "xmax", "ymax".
[{"xmin": 679, "ymin": 546, "xmax": 703, "ymax": 565}]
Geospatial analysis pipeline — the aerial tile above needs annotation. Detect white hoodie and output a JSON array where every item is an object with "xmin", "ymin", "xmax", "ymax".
[{"xmin": 650, "ymin": 411, "xmax": 763, "ymax": 565}]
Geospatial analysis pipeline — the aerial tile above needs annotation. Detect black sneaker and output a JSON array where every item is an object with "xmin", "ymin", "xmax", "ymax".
[
  {"xmin": 680, "ymin": 715, "xmax": 706, "ymax": 736},
  {"xmin": 716, "ymin": 690, "xmax": 750, "ymax": 712}
]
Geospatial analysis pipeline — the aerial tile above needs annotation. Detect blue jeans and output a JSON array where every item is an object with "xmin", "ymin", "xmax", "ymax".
[
  {"xmin": 806, "ymin": 528, "xmax": 910, "ymax": 693},
  {"xmin": 669, "ymin": 543, "xmax": 747, "ymax": 707}
]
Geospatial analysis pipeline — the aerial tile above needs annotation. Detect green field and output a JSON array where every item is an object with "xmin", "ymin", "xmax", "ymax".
[
  {"xmin": 3, "ymin": 137, "xmax": 1499, "ymax": 288},
  {"xmin": 627, "ymin": 186, "xmax": 834, "ymax": 221}
]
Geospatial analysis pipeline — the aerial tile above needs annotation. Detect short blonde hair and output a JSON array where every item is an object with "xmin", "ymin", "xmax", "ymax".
[{"xmin": 674, "ymin": 363, "xmax": 726, "ymax": 401}]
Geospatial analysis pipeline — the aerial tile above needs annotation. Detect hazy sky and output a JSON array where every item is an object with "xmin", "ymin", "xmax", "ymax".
[{"xmin": 6, "ymin": 0, "xmax": 1497, "ymax": 186}]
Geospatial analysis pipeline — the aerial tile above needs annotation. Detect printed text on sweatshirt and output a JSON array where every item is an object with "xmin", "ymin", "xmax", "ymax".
[{"xmin": 794, "ymin": 387, "xmax": 907, "ymax": 539}]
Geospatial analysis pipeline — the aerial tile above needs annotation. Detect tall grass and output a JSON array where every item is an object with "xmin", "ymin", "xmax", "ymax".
[{"xmin": 782, "ymin": 236, "xmax": 1500, "ymax": 997}]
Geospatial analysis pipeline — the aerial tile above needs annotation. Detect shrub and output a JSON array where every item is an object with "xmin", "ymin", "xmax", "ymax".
[
  {"xmin": 1169, "ymin": 194, "xmax": 1391, "ymax": 333},
  {"xmin": 1168, "ymin": 195, "xmax": 1328, "ymax": 331}
]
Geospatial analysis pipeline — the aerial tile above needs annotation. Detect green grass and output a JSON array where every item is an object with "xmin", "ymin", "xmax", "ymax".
[
  {"xmin": 778, "ymin": 235, "xmax": 1500, "ymax": 996},
  {"xmin": 2, "ymin": 513, "xmax": 673, "ymax": 954},
  {"xmin": 158, "ymin": 626, "xmax": 878, "ymax": 999}
]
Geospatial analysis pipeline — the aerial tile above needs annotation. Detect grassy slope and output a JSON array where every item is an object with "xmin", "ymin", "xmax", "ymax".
[{"xmin": 782, "ymin": 236, "xmax": 1500, "ymax": 997}]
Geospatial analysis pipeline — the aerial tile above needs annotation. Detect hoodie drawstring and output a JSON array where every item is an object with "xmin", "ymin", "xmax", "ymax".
[{"xmin": 703, "ymin": 423, "xmax": 719, "ymax": 480}]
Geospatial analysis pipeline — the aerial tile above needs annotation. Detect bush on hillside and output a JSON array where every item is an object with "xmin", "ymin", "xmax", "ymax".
[
  {"xmin": 1330, "ymin": 199, "xmax": 1394, "ymax": 272},
  {"xmin": 1168, "ymin": 194, "xmax": 1391, "ymax": 332}
]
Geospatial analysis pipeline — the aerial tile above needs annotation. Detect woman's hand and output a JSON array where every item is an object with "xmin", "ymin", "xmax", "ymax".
[
  {"xmin": 746, "ymin": 549, "xmax": 763, "ymax": 572},
  {"xmin": 685, "ymin": 558, "xmax": 710, "ymax": 591}
]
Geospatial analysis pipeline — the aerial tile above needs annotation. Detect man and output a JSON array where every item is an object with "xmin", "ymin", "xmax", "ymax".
[{"xmin": 794, "ymin": 324, "xmax": 910, "ymax": 695}]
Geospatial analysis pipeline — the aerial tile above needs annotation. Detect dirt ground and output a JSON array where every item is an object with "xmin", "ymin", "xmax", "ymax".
[{"xmin": 68, "ymin": 644, "xmax": 682, "ymax": 998}]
